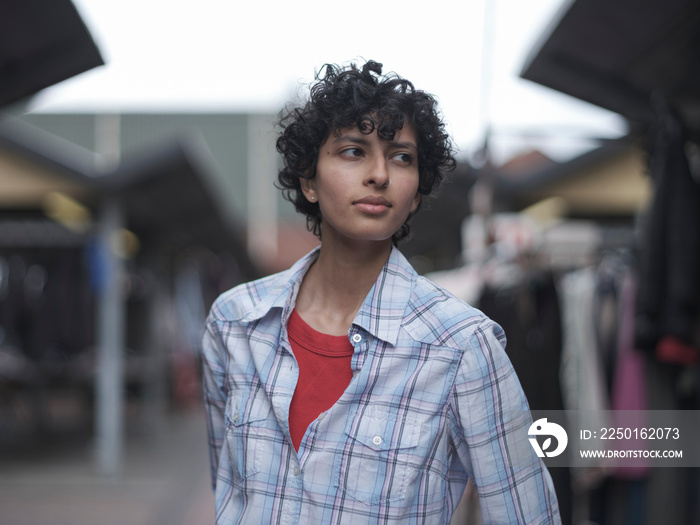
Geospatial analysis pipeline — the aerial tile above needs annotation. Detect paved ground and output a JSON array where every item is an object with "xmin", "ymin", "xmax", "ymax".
[{"xmin": 0, "ymin": 408, "xmax": 215, "ymax": 525}]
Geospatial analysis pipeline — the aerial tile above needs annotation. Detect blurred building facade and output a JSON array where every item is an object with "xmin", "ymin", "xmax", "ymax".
[{"xmin": 0, "ymin": 113, "xmax": 261, "ymax": 472}]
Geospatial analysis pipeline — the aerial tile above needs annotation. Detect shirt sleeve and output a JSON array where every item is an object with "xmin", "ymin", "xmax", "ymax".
[
  {"xmin": 201, "ymin": 311, "xmax": 228, "ymax": 491},
  {"xmin": 449, "ymin": 318, "xmax": 561, "ymax": 524}
]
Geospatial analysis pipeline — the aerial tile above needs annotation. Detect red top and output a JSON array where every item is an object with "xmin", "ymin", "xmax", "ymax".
[{"xmin": 287, "ymin": 309, "xmax": 354, "ymax": 451}]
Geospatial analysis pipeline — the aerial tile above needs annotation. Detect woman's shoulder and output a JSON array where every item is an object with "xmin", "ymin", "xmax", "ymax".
[
  {"xmin": 208, "ymin": 269, "xmax": 294, "ymax": 323},
  {"xmin": 209, "ymin": 248, "xmax": 319, "ymax": 323},
  {"xmin": 402, "ymin": 274, "xmax": 497, "ymax": 350}
]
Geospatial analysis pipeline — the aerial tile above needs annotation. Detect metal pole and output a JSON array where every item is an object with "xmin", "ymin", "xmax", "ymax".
[{"xmin": 95, "ymin": 197, "xmax": 126, "ymax": 476}]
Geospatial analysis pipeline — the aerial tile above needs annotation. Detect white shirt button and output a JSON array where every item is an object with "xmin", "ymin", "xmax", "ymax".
[
  {"xmin": 293, "ymin": 465, "xmax": 300, "ymax": 476},
  {"xmin": 372, "ymin": 435, "xmax": 383, "ymax": 446},
  {"xmin": 352, "ymin": 334, "xmax": 362, "ymax": 343},
  {"xmin": 233, "ymin": 412, "xmax": 239, "ymax": 423}
]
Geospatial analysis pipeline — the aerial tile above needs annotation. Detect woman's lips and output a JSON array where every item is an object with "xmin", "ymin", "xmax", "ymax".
[{"xmin": 353, "ymin": 196, "xmax": 391, "ymax": 214}]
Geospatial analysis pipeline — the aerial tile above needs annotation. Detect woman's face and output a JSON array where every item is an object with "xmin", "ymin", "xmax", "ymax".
[{"xmin": 301, "ymin": 122, "xmax": 421, "ymax": 248}]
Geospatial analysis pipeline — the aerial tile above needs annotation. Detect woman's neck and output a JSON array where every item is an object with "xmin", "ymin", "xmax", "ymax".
[{"xmin": 294, "ymin": 239, "xmax": 392, "ymax": 336}]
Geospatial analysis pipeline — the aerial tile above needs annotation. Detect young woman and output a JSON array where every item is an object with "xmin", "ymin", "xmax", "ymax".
[{"xmin": 202, "ymin": 60, "xmax": 561, "ymax": 524}]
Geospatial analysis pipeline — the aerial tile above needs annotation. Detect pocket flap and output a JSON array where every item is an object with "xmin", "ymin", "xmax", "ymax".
[
  {"xmin": 348, "ymin": 414, "xmax": 421, "ymax": 451},
  {"xmin": 227, "ymin": 394, "xmax": 271, "ymax": 427}
]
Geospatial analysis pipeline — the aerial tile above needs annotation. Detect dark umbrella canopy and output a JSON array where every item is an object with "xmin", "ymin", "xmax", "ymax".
[
  {"xmin": 521, "ymin": 0, "xmax": 700, "ymax": 131},
  {"xmin": 0, "ymin": 0, "xmax": 103, "ymax": 109}
]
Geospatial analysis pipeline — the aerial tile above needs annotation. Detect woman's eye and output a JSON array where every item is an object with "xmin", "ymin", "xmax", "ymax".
[
  {"xmin": 393, "ymin": 153, "xmax": 413, "ymax": 164},
  {"xmin": 342, "ymin": 147, "xmax": 363, "ymax": 158}
]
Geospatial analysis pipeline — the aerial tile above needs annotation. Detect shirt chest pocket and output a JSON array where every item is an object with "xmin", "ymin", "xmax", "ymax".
[
  {"xmin": 225, "ymin": 393, "xmax": 274, "ymax": 481},
  {"xmin": 335, "ymin": 413, "xmax": 422, "ymax": 505}
]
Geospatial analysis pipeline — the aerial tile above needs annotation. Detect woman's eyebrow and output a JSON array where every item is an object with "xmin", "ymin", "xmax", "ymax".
[
  {"xmin": 389, "ymin": 140, "xmax": 417, "ymax": 152},
  {"xmin": 332, "ymin": 135, "xmax": 417, "ymax": 152},
  {"xmin": 332, "ymin": 134, "xmax": 370, "ymax": 146}
]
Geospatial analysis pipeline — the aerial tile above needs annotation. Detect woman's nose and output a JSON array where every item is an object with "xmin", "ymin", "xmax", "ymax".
[{"xmin": 366, "ymin": 157, "xmax": 390, "ymax": 187}]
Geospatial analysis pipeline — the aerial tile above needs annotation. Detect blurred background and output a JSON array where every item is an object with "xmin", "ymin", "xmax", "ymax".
[{"xmin": 0, "ymin": 0, "xmax": 698, "ymax": 524}]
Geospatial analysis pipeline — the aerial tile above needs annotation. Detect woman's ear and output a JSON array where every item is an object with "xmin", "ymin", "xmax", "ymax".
[
  {"xmin": 410, "ymin": 192, "xmax": 421, "ymax": 213},
  {"xmin": 300, "ymin": 176, "xmax": 317, "ymax": 203}
]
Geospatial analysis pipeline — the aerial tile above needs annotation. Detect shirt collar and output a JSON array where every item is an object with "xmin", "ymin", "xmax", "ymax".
[
  {"xmin": 241, "ymin": 247, "xmax": 320, "ymax": 323},
  {"xmin": 243, "ymin": 245, "xmax": 416, "ymax": 346},
  {"xmin": 352, "ymin": 246, "xmax": 416, "ymax": 346}
]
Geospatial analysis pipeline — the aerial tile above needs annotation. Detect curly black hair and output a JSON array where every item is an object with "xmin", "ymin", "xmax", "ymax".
[{"xmin": 276, "ymin": 59, "xmax": 456, "ymax": 243}]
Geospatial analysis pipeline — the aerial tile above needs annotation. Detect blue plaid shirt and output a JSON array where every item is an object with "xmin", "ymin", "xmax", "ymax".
[{"xmin": 202, "ymin": 247, "xmax": 560, "ymax": 524}]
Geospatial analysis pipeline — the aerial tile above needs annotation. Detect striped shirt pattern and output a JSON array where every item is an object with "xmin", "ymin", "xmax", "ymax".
[{"xmin": 202, "ymin": 247, "xmax": 561, "ymax": 524}]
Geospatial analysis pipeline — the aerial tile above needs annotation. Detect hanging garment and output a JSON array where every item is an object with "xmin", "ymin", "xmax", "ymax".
[
  {"xmin": 611, "ymin": 272, "xmax": 650, "ymax": 479},
  {"xmin": 558, "ymin": 267, "xmax": 610, "ymax": 417},
  {"xmin": 479, "ymin": 271, "xmax": 565, "ymax": 411},
  {"xmin": 594, "ymin": 259, "xmax": 622, "ymax": 393},
  {"xmin": 635, "ymin": 99, "xmax": 700, "ymax": 363}
]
